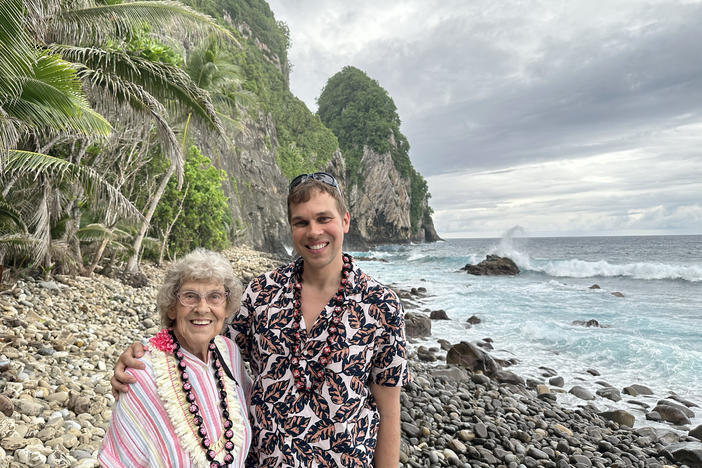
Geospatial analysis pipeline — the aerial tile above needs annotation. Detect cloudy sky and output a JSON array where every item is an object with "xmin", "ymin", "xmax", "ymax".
[{"xmin": 267, "ymin": 0, "xmax": 702, "ymax": 238}]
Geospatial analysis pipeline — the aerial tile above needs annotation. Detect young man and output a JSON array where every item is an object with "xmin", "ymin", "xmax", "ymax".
[{"xmin": 112, "ymin": 172, "xmax": 409, "ymax": 467}]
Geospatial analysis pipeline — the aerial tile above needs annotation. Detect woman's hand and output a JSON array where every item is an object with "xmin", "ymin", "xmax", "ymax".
[{"xmin": 110, "ymin": 342, "xmax": 146, "ymax": 399}]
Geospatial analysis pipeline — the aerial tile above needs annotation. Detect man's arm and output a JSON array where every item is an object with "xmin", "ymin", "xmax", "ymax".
[
  {"xmin": 110, "ymin": 342, "xmax": 146, "ymax": 399},
  {"xmin": 370, "ymin": 383, "xmax": 401, "ymax": 468}
]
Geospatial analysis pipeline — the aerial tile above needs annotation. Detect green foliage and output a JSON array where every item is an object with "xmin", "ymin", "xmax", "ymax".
[
  {"xmin": 151, "ymin": 145, "xmax": 231, "ymax": 257},
  {"xmin": 185, "ymin": 0, "xmax": 289, "ymax": 63},
  {"xmin": 106, "ymin": 27, "xmax": 184, "ymax": 67},
  {"xmin": 317, "ymin": 66, "xmax": 430, "ymax": 230},
  {"xmin": 180, "ymin": 0, "xmax": 336, "ymax": 180}
]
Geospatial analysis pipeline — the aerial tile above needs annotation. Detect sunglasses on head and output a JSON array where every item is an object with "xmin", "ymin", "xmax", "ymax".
[{"xmin": 288, "ymin": 172, "xmax": 340, "ymax": 193}]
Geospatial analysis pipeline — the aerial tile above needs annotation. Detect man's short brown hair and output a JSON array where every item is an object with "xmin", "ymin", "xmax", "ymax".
[{"xmin": 287, "ymin": 179, "xmax": 347, "ymax": 222}]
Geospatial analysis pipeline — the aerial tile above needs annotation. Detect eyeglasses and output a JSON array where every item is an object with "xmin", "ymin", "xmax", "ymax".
[
  {"xmin": 289, "ymin": 172, "xmax": 340, "ymax": 193},
  {"xmin": 175, "ymin": 290, "xmax": 229, "ymax": 307}
]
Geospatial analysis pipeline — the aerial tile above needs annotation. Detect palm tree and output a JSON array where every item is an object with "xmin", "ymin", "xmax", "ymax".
[
  {"xmin": 0, "ymin": 150, "xmax": 142, "ymax": 274},
  {"xmin": 43, "ymin": 0, "xmax": 236, "ymax": 273},
  {"xmin": 1, "ymin": 0, "xmax": 122, "ymax": 276},
  {"xmin": 2, "ymin": 0, "xmax": 237, "ymax": 275}
]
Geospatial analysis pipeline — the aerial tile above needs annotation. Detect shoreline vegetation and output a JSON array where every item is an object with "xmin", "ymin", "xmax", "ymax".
[{"xmin": 0, "ymin": 246, "xmax": 700, "ymax": 467}]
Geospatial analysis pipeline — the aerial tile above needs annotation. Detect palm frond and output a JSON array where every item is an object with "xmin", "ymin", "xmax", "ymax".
[
  {"xmin": 77, "ymin": 66, "xmax": 184, "ymax": 186},
  {"xmin": 53, "ymin": 44, "xmax": 221, "ymax": 132},
  {"xmin": 5, "ymin": 150, "xmax": 143, "ymax": 222},
  {"xmin": 76, "ymin": 222, "xmax": 130, "ymax": 241},
  {"xmin": 0, "ymin": 199, "xmax": 27, "ymax": 231},
  {"xmin": 3, "ymin": 52, "xmax": 112, "ymax": 137},
  {"xmin": 0, "ymin": 232, "xmax": 40, "ymax": 257},
  {"xmin": 0, "ymin": 0, "xmax": 33, "ymax": 99},
  {"xmin": 49, "ymin": 1, "xmax": 236, "ymax": 46}
]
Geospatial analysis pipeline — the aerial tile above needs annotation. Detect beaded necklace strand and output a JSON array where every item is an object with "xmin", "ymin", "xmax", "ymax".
[
  {"xmin": 290, "ymin": 253, "xmax": 353, "ymax": 392},
  {"xmin": 168, "ymin": 330, "xmax": 237, "ymax": 467}
]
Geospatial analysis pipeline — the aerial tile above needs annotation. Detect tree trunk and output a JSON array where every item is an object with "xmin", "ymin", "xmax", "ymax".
[
  {"xmin": 125, "ymin": 161, "xmax": 175, "ymax": 273},
  {"xmin": 158, "ymin": 183, "xmax": 188, "ymax": 265},
  {"xmin": 86, "ymin": 237, "xmax": 109, "ymax": 276},
  {"xmin": 65, "ymin": 140, "xmax": 88, "ymax": 274}
]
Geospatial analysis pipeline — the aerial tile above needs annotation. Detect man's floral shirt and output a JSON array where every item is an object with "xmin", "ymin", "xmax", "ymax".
[{"xmin": 227, "ymin": 258, "xmax": 409, "ymax": 467}]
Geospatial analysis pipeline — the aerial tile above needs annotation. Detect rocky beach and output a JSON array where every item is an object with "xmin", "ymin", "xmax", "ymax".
[{"xmin": 1, "ymin": 246, "xmax": 700, "ymax": 467}]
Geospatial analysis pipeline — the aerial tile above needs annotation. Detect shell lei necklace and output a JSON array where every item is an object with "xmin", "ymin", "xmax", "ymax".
[{"xmin": 291, "ymin": 253, "xmax": 353, "ymax": 392}]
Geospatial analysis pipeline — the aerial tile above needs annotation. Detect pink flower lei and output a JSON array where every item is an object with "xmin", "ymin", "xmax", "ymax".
[{"xmin": 149, "ymin": 328, "xmax": 176, "ymax": 353}]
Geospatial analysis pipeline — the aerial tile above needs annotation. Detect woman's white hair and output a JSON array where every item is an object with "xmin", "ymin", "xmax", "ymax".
[{"xmin": 156, "ymin": 249, "xmax": 242, "ymax": 329}]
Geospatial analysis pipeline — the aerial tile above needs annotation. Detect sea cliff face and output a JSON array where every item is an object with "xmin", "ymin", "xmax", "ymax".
[
  {"xmin": 194, "ymin": 110, "xmax": 440, "ymax": 255},
  {"xmin": 193, "ymin": 111, "xmax": 290, "ymax": 256},
  {"xmin": 332, "ymin": 145, "xmax": 440, "ymax": 249}
]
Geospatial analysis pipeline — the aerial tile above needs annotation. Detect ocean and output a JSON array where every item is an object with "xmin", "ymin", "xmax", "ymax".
[{"xmin": 351, "ymin": 232, "xmax": 702, "ymax": 430}]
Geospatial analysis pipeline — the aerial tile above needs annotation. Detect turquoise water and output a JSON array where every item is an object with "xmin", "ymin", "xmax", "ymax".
[{"xmin": 351, "ymin": 233, "xmax": 702, "ymax": 428}]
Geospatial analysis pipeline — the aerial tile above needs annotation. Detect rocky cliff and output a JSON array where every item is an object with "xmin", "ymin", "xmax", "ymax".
[
  {"xmin": 193, "ymin": 111, "xmax": 290, "ymax": 256},
  {"xmin": 331, "ymin": 146, "xmax": 440, "ymax": 249},
  {"xmin": 187, "ymin": 6, "xmax": 439, "ymax": 254}
]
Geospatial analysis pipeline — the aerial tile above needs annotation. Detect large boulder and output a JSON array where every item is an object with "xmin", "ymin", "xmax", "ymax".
[
  {"xmin": 461, "ymin": 255, "xmax": 519, "ymax": 276},
  {"xmin": 660, "ymin": 442, "xmax": 702, "ymax": 468},
  {"xmin": 599, "ymin": 409, "xmax": 635, "ymax": 427},
  {"xmin": 569, "ymin": 386, "xmax": 595, "ymax": 401},
  {"xmin": 446, "ymin": 341, "xmax": 500, "ymax": 377},
  {"xmin": 429, "ymin": 309, "xmax": 450, "ymax": 320},
  {"xmin": 652, "ymin": 404, "xmax": 692, "ymax": 426},
  {"xmin": 658, "ymin": 399, "xmax": 696, "ymax": 418},
  {"xmin": 405, "ymin": 312, "xmax": 431, "ymax": 338},
  {"xmin": 691, "ymin": 425, "xmax": 702, "ymax": 442}
]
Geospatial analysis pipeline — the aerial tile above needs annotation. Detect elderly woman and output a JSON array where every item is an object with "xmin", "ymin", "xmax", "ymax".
[{"xmin": 99, "ymin": 249, "xmax": 251, "ymax": 467}]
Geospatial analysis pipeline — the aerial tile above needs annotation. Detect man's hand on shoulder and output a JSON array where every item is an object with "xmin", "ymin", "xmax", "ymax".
[{"xmin": 110, "ymin": 342, "xmax": 146, "ymax": 399}]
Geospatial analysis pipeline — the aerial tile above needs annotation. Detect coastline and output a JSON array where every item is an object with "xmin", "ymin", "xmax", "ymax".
[
  {"xmin": 0, "ymin": 245, "xmax": 698, "ymax": 466},
  {"xmin": 389, "ymin": 279, "xmax": 702, "ymax": 467}
]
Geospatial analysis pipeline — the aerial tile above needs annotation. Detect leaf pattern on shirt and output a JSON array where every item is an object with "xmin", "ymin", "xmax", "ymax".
[
  {"xmin": 283, "ymin": 415, "xmax": 310, "ymax": 437},
  {"xmin": 304, "ymin": 420, "xmax": 335, "ymax": 443},
  {"xmin": 291, "ymin": 438, "xmax": 314, "ymax": 464},
  {"xmin": 313, "ymin": 446, "xmax": 336, "ymax": 465},
  {"xmin": 266, "ymin": 355, "xmax": 289, "ymax": 380},
  {"xmin": 327, "ymin": 372, "xmax": 348, "ymax": 405},
  {"xmin": 264, "ymin": 379, "xmax": 289, "ymax": 402},
  {"xmin": 333, "ymin": 397, "xmax": 360, "ymax": 422},
  {"xmin": 309, "ymin": 391, "xmax": 330, "ymax": 419}
]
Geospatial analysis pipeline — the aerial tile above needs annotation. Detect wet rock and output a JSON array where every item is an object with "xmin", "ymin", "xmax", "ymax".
[
  {"xmin": 596, "ymin": 387, "xmax": 622, "ymax": 402},
  {"xmin": 657, "ymin": 399, "xmax": 696, "ymax": 418},
  {"xmin": 416, "ymin": 346, "xmax": 437, "ymax": 362},
  {"xmin": 461, "ymin": 255, "xmax": 520, "ymax": 276},
  {"xmin": 549, "ymin": 376, "xmax": 564, "ymax": 387},
  {"xmin": 611, "ymin": 291, "xmax": 624, "ymax": 297},
  {"xmin": 690, "ymin": 424, "xmax": 702, "ymax": 442},
  {"xmin": 589, "ymin": 284, "xmax": 600, "ymax": 289},
  {"xmin": 571, "ymin": 319, "xmax": 604, "ymax": 327},
  {"xmin": 494, "ymin": 370, "xmax": 524, "ymax": 386},
  {"xmin": 429, "ymin": 309, "xmax": 450, "ymax": 320},
  {"xmin": 660, "ymin": 442, "xmax": 702, "ymax": 467},
  {"xmin": 652, "ymin": 404, "xmax": 692, "ymax": 425},
  {"xmin": 404, "ymin": 312, "xmax": 431, "ymax": 338},
  {"xmin": 623, "ymin": 384, "xmax": 654, "ymax": 396},
  {"xmin": 668, "ymin": 393, "xmax": 699, "ymax": 408},
  {"xmin": 466, "ymin": 315, "xmax": 481, "ymax": 325},
  {"xmin": 569, "ymin": 386, "xmax": 595, "ymax": 401},
  {"xmin": 446, "ymin": 341, "xmax": 500, "ymax": 376},
  {"xmin": 599, "ymin": 409, "xmax": 635, "ymax": 427},
  {"xmin": 437, "ymin": 339, "xmax": 452, "ymax": 351}
]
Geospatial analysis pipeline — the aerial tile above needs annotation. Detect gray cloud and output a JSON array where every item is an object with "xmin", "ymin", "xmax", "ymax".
[{"xmin": 267, "ymin": 0, "xmax": 702, "ymax": 236}]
